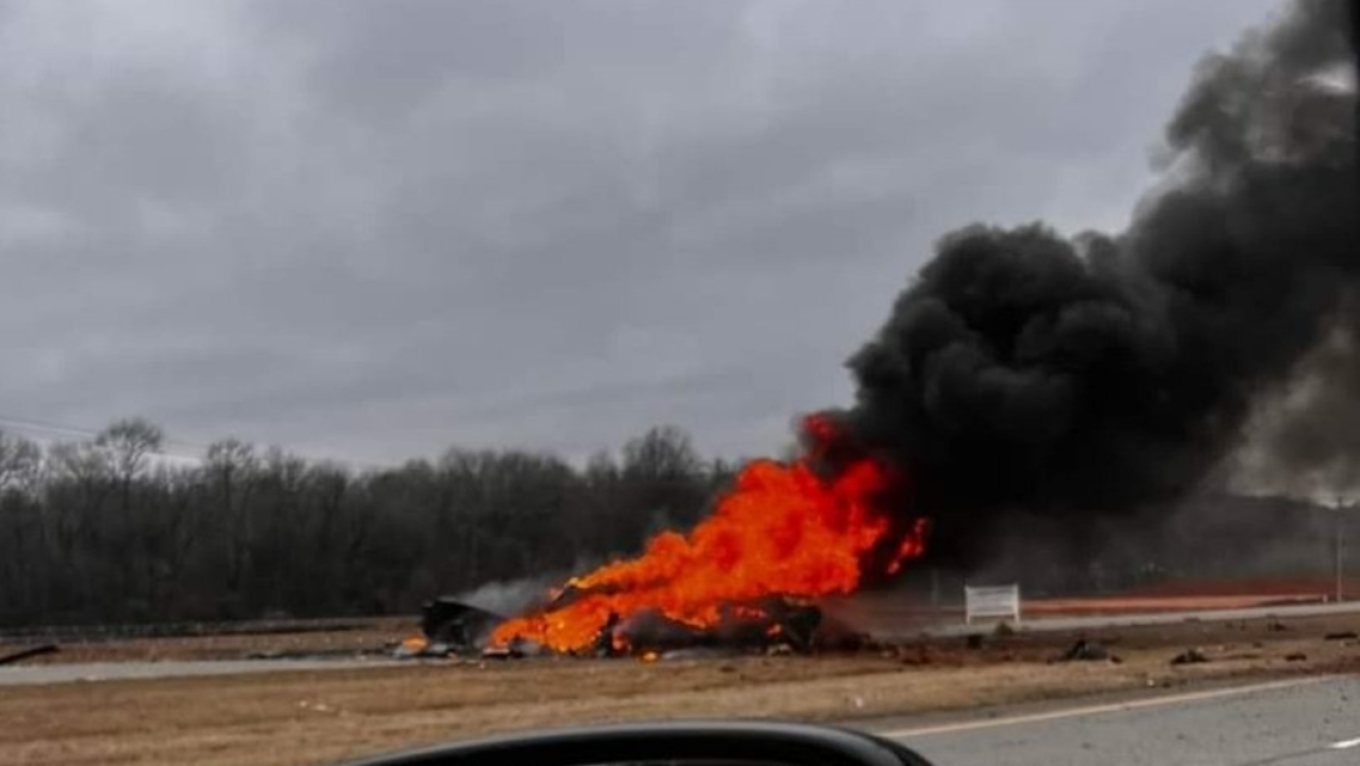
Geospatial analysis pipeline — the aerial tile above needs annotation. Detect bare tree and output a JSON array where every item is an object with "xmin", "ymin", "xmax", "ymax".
[
  {"xmin": 620, "ymin": 425, "xmax": 707, "ymax": 538},
  {"xmin": 96, "ymin": 418, "xmax": 164, "ymax": 488},
  {"xmin": 48, "ymin": 440, "xmax": 112, "ymax": 485},
  {"xmin": 206, "ymin": 438, "xmax": 260, "ymax": 606},
  {"xmin": 622, "ymin": 426, "xmax": 702, "ymax": 482},
  {"xmin": 0, "ymin": 430, "xmax": 41, "ymax": 493}
]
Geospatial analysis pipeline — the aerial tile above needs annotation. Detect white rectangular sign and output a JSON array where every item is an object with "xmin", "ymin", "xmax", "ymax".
[{"xmin": 964, "ymin": 583, "xmax": 1021, "ymax": 624}]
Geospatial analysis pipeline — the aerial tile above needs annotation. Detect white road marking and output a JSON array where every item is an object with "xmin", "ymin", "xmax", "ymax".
[
  {"xmin": 1330, "ymin": 736, "xmax": 1360, "ymax": 750},
  {"xmin": 879, "ymin": 676, "xmax": 1333, "ymax": 740}
]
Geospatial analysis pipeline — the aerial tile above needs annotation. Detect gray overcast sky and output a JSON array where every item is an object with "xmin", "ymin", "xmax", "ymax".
[{"xmin": 0, "ymin": 0, "xmax": 1280, "ymax": 465}]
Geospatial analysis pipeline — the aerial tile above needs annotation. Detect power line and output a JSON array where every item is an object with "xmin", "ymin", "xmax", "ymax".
[
  {"xmin": 0, "ymin": 415, "xmax": 100, "ymax": 441},
  {"xmin": 0, "ymin": 413, "xmax": 397, "ymax": 472}
]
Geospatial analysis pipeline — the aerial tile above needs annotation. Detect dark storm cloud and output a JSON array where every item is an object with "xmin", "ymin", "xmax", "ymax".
[{"xmin": 0, "ymin": 0, "xmax": 1278, "ymax": 463}]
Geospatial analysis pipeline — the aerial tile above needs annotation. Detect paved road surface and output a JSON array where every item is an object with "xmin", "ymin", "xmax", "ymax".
[
  {"xmin": 3, "ymin": 654, "xmax": 1355, "ymax": 764},
  {"xmin": 0, "ymin": 658, "xmax": 399, "ymax": 685},
  {"xmin": 870, "ymin": 676, "xmax": 1360, "ymax": 766},
  {"xmin": 4, "ymin": 602, "xmax": 1357, "ymax": 686},
  {"xmin": 926, "ymin": 600, "xmax": 1360, "ymax": 638}
]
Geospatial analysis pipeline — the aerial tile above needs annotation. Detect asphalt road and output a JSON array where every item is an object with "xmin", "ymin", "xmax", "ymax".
[
  {"xmin": 871, "ymin": 676, "xmax": 1360, "ymax": 766},
  {"xmin": 2, "ymin": 656, "xmax": 1355, "ymax": 765},
  {"xmin": 4, "ymin": 602, "xmax": 1357, "ymax": 687},
  {"xmin": 928, "ymin": 600, "xmax": 1360, "ymax": 638},
  {"xmin": 0, "ymin": 658, "xmax": 399, "ymax": 685}
]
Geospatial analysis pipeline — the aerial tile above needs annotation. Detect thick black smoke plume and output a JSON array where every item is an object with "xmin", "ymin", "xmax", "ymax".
[{"xmin": 837, "ymin": 0, "xmax": 1358, "ymax": 565}]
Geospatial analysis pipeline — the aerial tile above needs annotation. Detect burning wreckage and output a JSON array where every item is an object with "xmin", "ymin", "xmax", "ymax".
[
  {"xmin": 415, "ymin": 591, "xmax": 829, "ymax": 660},
  {"xmin": 408, "ymin": 415, "xmax": 911, "ymax": 660},
  {"xmin": 415, "ymin": 1, "xmax": 1358, "ymax": 663},
  {"xmin": 480, "ymin": 415, "xmax": 924, "ymax": 659}
]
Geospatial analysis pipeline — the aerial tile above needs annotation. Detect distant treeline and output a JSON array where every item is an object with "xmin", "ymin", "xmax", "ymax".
[
  {"xmin": 0, "ymin": 419, "xmax": 738, "ymax": 626},
  {"xmin": 2, "ymin": 419, "xmax": 1349, "ymax": 627}
]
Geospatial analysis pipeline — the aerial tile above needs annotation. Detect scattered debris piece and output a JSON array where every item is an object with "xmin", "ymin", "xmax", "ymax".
[
  {"xmin": 1324, "ymin": 631, "xmax": 1358, "ymax": 641},
  {"xmin": 595, "ymin": 613, "xmax": 624, "ymax": 658},
  {"xmin": 392, "ymin": 635, "xmax": 432, "ymax": 659},
  {"xmin": 0, "ymin": 644, "xmax": 58, "ymax": 666},
  {"xmin": 1170, "ymin": 648, "xmax": 1210, "ymax": 665},
  {"xmin": 421, "ymin": 597, "xmax": 505, "ymax": 649},
  {"xmin": 659, "ymin": 647, "xmax": 737, "ymax": 661},
  {"xmin": 480, "ymin": 645, "xmax": 522, "ymax": 660},
  {"xmin": 768, "ymin": 599, "xmax": 823, "ymax": 652},
  {"xmin": 298, "ymin": 700, "xmax": 335, "ymax": 714},
  {"xmin": 1284, "ymin": 652, "xmax": 1308, "ymax": 662},
  {"xmin": 1266, "ymin": 616, "xmax": 1289, "ymax": 632},
  {"xmin": 965, "ymin": 634, "xmax": 985, "ymax": 650},
  {"xmin": 1061, "ymin": 639, "xmax": 1109, "ymax": 662},
  {"xmin": 424, "ymin": 642, "xmax": 455, "ymax": 658}
]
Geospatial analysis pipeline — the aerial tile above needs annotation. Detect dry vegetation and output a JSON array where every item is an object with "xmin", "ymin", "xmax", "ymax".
[{"xmin": 3, "ymin": 612, "xmax": 1359, "ymax": 766}]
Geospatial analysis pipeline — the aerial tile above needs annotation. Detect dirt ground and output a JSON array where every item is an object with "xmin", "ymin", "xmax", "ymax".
[{"xmin": 3, "ymin": 612, "xmax": 1359, "ymax": 766}]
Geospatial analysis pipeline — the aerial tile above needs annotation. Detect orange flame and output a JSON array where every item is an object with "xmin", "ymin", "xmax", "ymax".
[{"xmin": 491, "ymin": 415, "xmax": 928, "ymax": 653}]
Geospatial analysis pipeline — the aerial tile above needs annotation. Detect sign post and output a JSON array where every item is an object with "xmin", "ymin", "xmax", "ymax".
[{"xmin": 964, "ymin": 583, "xmax": 1021, "ymax": 625}]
